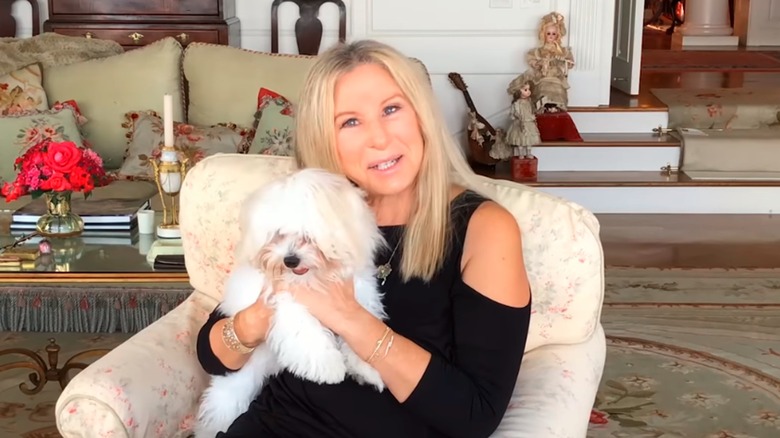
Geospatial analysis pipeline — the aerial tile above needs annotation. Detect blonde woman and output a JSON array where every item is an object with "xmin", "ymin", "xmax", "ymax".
[{"xmin": 197, "ymin": 40, "xmax": 532, "ymax": 438}]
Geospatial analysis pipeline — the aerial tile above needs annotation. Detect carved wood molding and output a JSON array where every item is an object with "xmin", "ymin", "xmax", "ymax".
[
  {"xmin": 0, "ymin": 0, "xmax": 40, "ymax": 38},
  {"xmin": 271, "ymin": 0, "xmax": 347, "ymax": 55}
]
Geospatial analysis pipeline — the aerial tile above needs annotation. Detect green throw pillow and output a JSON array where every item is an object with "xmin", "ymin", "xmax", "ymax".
[
  {"xmin": 0, "ymin": 105, "xmax": 86, "ymax": 184},
  {"xmin": 246, "ymin": 88, "xmax": 294, "ymax": 156}
]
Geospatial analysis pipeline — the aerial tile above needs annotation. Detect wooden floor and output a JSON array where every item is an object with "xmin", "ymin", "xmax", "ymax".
[
  {"xmin": 599, "ymin": 214, "xmax": 780, "ymax": 269},
  {"xmin": 520, "ymin": 26, "xmax": 780, "ymax": 270},
  {"xmin": 606, "ymin": 28, "xmax": 780, "ymax": 110}
]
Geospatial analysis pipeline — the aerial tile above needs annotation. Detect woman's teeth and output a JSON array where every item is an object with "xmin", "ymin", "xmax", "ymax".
[{"xmin": 374, "ymin": 158, "xmax": 398, "ymax": 170}]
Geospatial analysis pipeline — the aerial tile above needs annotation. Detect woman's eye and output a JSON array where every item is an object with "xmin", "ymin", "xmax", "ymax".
[
  {"xmin": 383, "ymin": 105, "xmax": 400, "ymax": 116},
  {"xmin": 341, "ymin": 118, "xmax": 358, "ymax": 128}
]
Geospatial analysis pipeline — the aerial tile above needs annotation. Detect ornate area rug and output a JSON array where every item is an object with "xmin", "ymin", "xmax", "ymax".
[
  {"xmin": 642, "ymin": 50, "xmax": 780, "ymax": 72},
  {"xmin": 0, "ymin": 331, "xmax": 131, "ymax": 438},
  {"xmin": 1, "ymin": 268, "xmax": 778, "ymax": 437},
  {"xmin": 651, "ymin": 88, "xmax": 780, "ymax": 130},
  {"xmin": 588, "ymin": 268, "xmax": 780, "ymax": 437}
]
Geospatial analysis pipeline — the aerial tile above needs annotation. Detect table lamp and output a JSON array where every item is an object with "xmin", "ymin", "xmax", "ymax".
[{"xmin": 150, "ymin": 94, "xmax": 188, "ymax": 239}]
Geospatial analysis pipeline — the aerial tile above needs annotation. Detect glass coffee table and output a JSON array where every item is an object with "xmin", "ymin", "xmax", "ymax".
[
  {"xmin": 0, "ymin": 213, "xmax": 189, "ymax": 284},
  {"xmin": 0, "ymin": 212, "xmax": 192, "ymax": 394}
]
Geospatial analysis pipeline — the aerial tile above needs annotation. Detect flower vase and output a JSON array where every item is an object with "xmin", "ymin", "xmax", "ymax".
[
  {"xmin": 36, "ymin": 191, "xmax": 84, "ymax": 238},
  {"xmin": 511, "ymin": 155, "xmax": 539, "ymax": 182}
]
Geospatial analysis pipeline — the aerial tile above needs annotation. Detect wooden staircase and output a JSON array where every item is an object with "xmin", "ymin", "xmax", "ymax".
[{"xmin": 474, "ymin": 124, "xmax": 780, "ymax": 214}]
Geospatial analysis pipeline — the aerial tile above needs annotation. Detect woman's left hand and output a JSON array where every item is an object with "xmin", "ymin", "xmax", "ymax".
[{"xmin": 272, "ymin": 276, "xmax": 363, "ymax": 335}]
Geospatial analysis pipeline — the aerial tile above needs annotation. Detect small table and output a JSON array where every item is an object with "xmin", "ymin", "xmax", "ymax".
[
  {"xmin": 0, "ymin": 212, "xmax": 188, "ymax": 284},
  {"xmin": 0, "ymin": 212, "xmax": 193, "ymax": 393}
]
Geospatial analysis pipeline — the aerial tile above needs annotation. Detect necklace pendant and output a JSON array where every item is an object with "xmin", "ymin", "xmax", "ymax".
[{"xmin": 377, "ymin": 263, "xmax": 392, "ymax": 286}]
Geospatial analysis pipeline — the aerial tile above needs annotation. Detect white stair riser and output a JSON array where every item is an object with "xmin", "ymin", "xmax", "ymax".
[
  {"xmin": 538, "ymin": 186, "xmax": 780, "ymax": 214},
  {"xmin": 535, "ymin": 147, "xmax": 679, "ymax": 171},
  {"xmin": 570, "ymin": 111, "xmax": 669, "ymax": 134}
]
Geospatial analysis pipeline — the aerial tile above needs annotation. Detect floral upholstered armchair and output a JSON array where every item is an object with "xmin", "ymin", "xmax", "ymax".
[{"xmin": 55, "ymin": 154, "xmax": 606, "ymax": 438}]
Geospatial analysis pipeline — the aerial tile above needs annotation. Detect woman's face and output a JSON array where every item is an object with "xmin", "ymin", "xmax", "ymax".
[
  {"xmin": 333, "ymin": 63, "xmax": 424, "ymax": 200},
  {"xmin": 544, "ymin": 24, "xmax": 559, "ymax": 43}
]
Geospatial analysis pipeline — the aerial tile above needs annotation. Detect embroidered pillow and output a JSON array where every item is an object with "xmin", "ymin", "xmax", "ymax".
[
  {"xmin": 246, "ymin": 88, "xmax": 294, "ymax": 156},
  {"xmin": 0, "ymin": 104, "xmax": 86, "ymax": 184},
  {"xmin": 0, "ymin": 64, "xmax": 48, "ymax": 116},
  {"xmin": 117, "ymin": 110, "xmax": 254, "ymax": 180}
]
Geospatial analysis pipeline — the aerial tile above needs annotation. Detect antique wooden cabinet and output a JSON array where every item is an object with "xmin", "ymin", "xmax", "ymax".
[{"xmin": 43, "ymin": 0, "xmax": 240, "ymax": 50}]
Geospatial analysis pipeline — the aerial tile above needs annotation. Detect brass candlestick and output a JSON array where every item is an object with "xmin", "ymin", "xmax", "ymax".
[{"xmin": 150, "ymin": 144, "xmax": 188, "ymax": 239}]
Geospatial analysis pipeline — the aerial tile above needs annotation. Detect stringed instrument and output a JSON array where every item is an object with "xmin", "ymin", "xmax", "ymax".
[{"xmin": 447, "ymin": 72, "xmax": 499, "ymax": 166}]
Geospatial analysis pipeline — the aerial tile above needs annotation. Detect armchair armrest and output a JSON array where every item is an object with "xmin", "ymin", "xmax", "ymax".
[
  {"xmin": 494, "ymin": 325, "xmax": 606, "ymax": 438},
  {"xmin": 55, "ymin": 292, "xmax": 215, "ymax": 438}
]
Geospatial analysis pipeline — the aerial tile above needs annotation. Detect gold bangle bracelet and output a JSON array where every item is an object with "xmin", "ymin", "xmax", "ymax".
[
  {"xmin": 222, "ymin": 315, "xmax": 255, "ymax": 354},
  {"xmin": 367, "ymin": 326, "xmax": 391, "ymax": 364}
]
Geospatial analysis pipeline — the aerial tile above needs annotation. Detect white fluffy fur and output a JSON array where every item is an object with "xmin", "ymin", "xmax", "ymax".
[{"xmin": 194, "ymin": 168, "xmax": 387, "ymax": 438}]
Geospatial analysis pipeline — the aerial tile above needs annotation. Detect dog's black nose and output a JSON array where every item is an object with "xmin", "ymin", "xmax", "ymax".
[{"xmin": 283, "ymin": 255, "xmax": 300, "ymax": 269}]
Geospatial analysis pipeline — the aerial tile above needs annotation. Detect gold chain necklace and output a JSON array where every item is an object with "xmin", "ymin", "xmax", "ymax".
[{"xmin": 375, "ymin": 238, "xmax": 402, "ymax": 286}]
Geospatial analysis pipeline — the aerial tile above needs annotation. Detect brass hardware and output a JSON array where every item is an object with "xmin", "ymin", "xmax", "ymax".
[
  {"xmin": 0, "ymin": 338, "xmax": 110, "ymax": 394},
  {"xmin": 176, "ymin": 33, "xmax": 190, "ymax": 43},
  {"xmin": 660, "ymin": 164, "xmax": 678, "ymax": 176},
  {"xmin": 128, "ymin": 32, "xmax": 145, "ymax": 44},
  {"xmin": 84, "ymin": 31, "xmax": 94, "ymax": 39},
  {"xmin": 652, "ymin": 125, "xmax": 672, "ymax": 136}
]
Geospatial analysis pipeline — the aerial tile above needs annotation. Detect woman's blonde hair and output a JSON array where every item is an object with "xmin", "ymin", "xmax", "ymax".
[{"xmin": 294, "ymin": 40, "xmax": 483, "ymax": 282}]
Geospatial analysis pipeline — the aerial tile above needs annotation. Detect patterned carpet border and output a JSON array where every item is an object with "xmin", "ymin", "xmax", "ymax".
[
  {"xmin": 607, "ymin": 335, "xmax": 780, "ymax": 398},
  {"xmin": 0, "ymin": 285, "xmax": 192, "ymax": 333},
  {"xmin": 641, "ymin": 49, "xmax": 780, "ymax": 72}
]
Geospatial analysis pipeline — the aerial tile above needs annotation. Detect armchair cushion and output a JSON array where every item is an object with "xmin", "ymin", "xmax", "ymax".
[
  {"xmin": 55, "ymin": 291, "xmax": 216, "ymax": 438},
  {"xmin": 494, "ymin": 325, "xmax": 607, "ymax": 437}
]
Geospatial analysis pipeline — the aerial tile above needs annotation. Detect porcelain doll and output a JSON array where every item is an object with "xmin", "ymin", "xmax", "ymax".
[
  {"xmin": 525, "ymin": 12, "xmax": 575, "ymax": 113},
  {"xmin": 489, "ymin": 128, "xmax": 512, "ymax": 160},
  {"xmin": 505, "ymin": 79, "xmax": 541, "ymax": 157}
]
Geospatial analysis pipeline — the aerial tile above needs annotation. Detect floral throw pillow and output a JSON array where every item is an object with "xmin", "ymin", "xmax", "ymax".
[
  {"xmin": 0, "ymin": 64, "xmax": 48, "ymax": 116},
  {"xmin": 0, "ymin": 104, "xmax": 86, "ymax": 185},
  {"xmin": 117, "ymin": 110, "xmax": 254, "ymax": 180},
  {"xmin": 246, "ymin": 88, "xmax": 294, "ymax": 156}
]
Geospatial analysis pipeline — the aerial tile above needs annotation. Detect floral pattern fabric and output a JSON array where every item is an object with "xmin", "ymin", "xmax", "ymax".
[
  {"xmin": 117, "ymin": 110, "xmax": 254, "ymax": 180},
  {"xmin": 246, "ymin": 88, "xmax": 295, "ymax": 156},
  {"xmin": 0, "ymin": 64, "xmax": 48, "ymax": 116},
  {"xmin": 56, "ymin": 292, "xmax": 215, "ymax": 438},
  {"xmin": 0, "ymin": 103, "xmax": 87, "ymax": 184},
  {"xmin": 652, "ymin": 87, "xmax": 780, "ymax": 130}
]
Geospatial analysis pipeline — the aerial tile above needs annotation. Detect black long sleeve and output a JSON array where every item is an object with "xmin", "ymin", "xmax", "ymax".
[
  {"xmin": 196, "ymin": 308, "xmax": 235, "ymax": 376},
  {"xmin": 402, "ymin": 280, "xmax": 531, "ymax": 438}
]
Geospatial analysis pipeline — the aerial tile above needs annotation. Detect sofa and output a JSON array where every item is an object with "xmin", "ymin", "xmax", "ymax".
[
  {"xmin": 0, "ymin": 34, "xmax": 317, "ymax": 213},
  {"xmin": 54, "ymin": 153, "xmax": 607, "ymax": 437}
]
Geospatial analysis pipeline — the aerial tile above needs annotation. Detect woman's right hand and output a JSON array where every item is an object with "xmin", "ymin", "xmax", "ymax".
[
  {"xmin": 208, "ymin": 294, "xmax": 274, "ymax": 370},
  {"xmin": 233, "ymin": 295, "xmax": 275, "ymax": 348}
]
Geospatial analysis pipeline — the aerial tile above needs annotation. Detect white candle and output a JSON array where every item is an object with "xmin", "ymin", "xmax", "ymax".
[{"xmin": 163, "ymin": 94, "xmax": 175, "ymax": 147}]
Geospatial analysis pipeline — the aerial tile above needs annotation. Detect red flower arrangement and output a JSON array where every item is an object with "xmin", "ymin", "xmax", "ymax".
[{"xmin": 1, "ymin": 139, "xmax": 110, "ymax": 202}]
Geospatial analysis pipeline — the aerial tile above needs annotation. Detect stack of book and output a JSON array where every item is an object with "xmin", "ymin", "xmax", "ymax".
[{"xmin": 10, "ymin": 198, "xmax": 150, "ymax": 245}]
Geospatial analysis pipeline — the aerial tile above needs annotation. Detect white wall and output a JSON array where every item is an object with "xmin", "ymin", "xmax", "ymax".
[{"xmin": 11, "ymin": 0, "xmax": 615, "ymax": 138}]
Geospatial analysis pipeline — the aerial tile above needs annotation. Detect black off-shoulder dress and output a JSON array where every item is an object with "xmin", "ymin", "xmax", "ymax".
[{"xmin": 196, "ymin": 190, "xmax": 532, "ymax": 438}]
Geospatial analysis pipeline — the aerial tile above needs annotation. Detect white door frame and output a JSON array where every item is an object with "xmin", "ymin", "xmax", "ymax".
[{"xmin": 611, "ymin": 0, "xmax": 645, "ymax": 95}]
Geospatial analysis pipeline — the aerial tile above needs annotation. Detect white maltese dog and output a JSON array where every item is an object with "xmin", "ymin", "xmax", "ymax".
[{"xmin": 194, "ymin": 168, "xmax": 387, "ymax": 438}]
